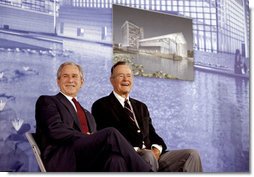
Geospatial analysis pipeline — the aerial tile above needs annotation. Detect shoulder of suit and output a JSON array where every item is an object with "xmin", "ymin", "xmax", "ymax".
[
  {"xmin": 129, "ymin": 97, "xmax": 147, "ymax": 106},
  {"xmin": 37, "ymin": 94, "xmax": 53, "ymax": 100},
  {"xmin": 93, "ymin": 95, "xmax": 111, "ymax": 104},
  {"xmin": 36, "ymin": 95, "xmax": 56, "ymax": 106},
  {"xmin": 37, "ymin": 93, "xmax": 65, "ymax": 102}
]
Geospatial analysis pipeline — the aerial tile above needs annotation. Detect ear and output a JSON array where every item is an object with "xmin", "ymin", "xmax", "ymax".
[
  {"xmin": 81, "ymin": 78, "xmax": 84, "ymax": 87},
  {"xmin": 56, "ymin": 78, "xmax": 60, "ymax": 87},
  {"xmin": 110, "ymin": 76, "xmax": 114, "ymax": 85}
]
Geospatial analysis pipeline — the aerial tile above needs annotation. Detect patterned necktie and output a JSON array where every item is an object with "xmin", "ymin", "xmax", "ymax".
[
  {"xmin": 72, "ymin": 98, "xmax": 89, "ymax": 134},
  {"xmin": 124, "ymin": 99, "xmax": 135, "ymax": 122}
]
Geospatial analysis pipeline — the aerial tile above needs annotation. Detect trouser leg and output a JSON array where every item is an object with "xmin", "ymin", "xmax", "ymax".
[
  {"xmin": 73, "ymin": 127, "xmax": 152, "ymax": 172},
  {"xmin": 137, "ymin": 149, "xmax": 159, "ymax": 171},
  {"xmin": 104, "ymin": 153, "xmax": 128, "ymax": 172},
  {"xmin": 158, "ymin": 149, "xmax": 203, "ymax": 172}
]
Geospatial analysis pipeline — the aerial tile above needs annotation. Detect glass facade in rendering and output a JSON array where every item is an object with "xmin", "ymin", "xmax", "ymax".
[
  {"xmin": 0, "ymin": 0, "xmax": 58, "ymax": 14},
  {"xmin": 0, "ymin": 0, "xmax": 249, "ymax": 55},
  {"xmin": 64, "ymin": 0, "xmax": 249, "ymax": 55},
  {"xmin": 121, "ymin": 21, "xmax": 144, "ymax": 49}
]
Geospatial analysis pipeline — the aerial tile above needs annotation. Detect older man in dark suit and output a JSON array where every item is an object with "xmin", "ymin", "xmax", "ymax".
[
  {"xmin": 35, "ymin": 61, "xmax": 152, "ymax": 172},
  {"xmin": 92, "ymin": 61, "xmax": 203, "ymax": 172}
]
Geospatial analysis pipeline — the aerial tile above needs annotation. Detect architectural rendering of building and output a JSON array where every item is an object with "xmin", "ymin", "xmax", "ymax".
[
  {"xmin": 0, "ymin": 0, "xmax": 250, "ymax": 173},
  {"xmin": 139, "ymin": 33, "xmax": 187, "ymax": 58},
  {"xmin": 121, "ymin": 21, "xmax": 144, "ymax": 49},
  {"xmin": 57, "ymin": 0, "xmax": 249, "ymax": 56},
  {"xmin": 0, "ymin": 0, "xmax": 58, "ymax": 34},
  {"xmin": 0, "ymin": 0, "xmax": 250, "ymax": 55},
  {"xmin": 119, "ymin": 20, "xmax": 188, "ymax": 59}
]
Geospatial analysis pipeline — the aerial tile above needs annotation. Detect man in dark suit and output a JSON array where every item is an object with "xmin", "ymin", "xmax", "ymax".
[
  {"xmin": 92, "ymin": 61, "xmax": 203, "ymax": 172},
  {"xmin": 35, "ymin": 61, "xmax": 152, "ymax": 172}
]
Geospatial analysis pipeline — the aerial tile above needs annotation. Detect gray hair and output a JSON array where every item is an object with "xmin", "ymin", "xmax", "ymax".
[
  {"xmin": 57, "ymin": 62, "xmax": 84, "ymax": 80},
  {"xmin": 111, "ymin": 61, "xmax": 132, "ymax": 76}
]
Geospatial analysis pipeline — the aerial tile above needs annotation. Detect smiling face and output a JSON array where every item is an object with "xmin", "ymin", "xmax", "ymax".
[
  {"xmin": 57, "ymin": 64, "xmax": 84, "ymax": 97},
  {"xmin": 110, "ymin": 64, "xmax": 133, "ymax": 98}
]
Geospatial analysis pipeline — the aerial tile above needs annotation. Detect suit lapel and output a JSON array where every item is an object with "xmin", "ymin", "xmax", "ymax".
[
  {"xmin": 109, "ymin": 92, "xmax": 141, "ymax": 129},
  {"xmin": 129, "ymin": 98, "xmax": 144, "ymax": 130},
  {"xmin": 109, "ymin": 92, "xmax": 127, "ymax": 120},
  {"xmin": 82, "ymin": 108, "xmax": 94, "ymax": 133},
  {"xmin": 56, "ymin": 93, "xmax": 82, "ymax": 131}
]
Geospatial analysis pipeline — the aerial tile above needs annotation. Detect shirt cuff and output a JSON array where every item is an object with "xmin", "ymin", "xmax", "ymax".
[
  {"xmin": 151, "ymin": 144, "xmax": 162, "ymax": 154},
  {"xmin": 134, "ymin": 147, "xmax": 140, "ymax": 151}
]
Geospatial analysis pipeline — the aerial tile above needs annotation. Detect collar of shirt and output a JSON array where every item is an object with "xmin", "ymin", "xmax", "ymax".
[
  {"xmin": 113, "ymin": 91, "xmax": 130, "ymax": 108},
  {"xmin": 60, "ymin": 91, "xmax": 77, "ymax": 111}
]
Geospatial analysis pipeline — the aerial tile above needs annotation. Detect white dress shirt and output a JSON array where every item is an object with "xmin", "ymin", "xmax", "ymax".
[{"xmin": 60, "ymin": 91, "xmax": 77, "ymax": 112}]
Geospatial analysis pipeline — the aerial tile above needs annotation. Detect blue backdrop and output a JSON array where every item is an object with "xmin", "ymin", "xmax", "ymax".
[{"xmin": 0, "ymin": 3, "xmax": 250, "ymax": 172}]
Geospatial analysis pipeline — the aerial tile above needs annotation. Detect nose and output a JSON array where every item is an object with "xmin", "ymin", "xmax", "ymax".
[
  {"xmin": 67, "ymin": 76, "xmax": 74, "ymax": 82},
  {"xmin": 123, "ymin": 75, "xmax": 130, "ymax": 81}
]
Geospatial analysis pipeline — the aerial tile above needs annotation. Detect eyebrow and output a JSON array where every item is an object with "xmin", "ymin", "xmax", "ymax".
[{"xmin": 62, "ymin": 73, "xmax": 79, "ymax": 76}]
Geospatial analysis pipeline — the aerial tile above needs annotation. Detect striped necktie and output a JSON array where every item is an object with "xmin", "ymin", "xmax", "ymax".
[{"xmin": 124, "ymin": 99, "xmax": 135, "ymax": 122}]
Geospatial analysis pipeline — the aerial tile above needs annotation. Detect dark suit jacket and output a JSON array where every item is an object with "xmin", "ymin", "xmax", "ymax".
[
  {"xmin": 92, "ymin": 92, "xmax": 167, "ymax": 153},
  {"xmin": 35, "ymin": 92, "xmax": 96, "ymax": 171}
]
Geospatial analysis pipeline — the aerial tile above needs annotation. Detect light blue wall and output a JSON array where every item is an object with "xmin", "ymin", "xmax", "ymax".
[
  {"xmin": 0, "ymin": 5, "xmax": 55, "ymax": 34},
  {"xmin": 0, "ymin": 3, "xmax": 250, "ymax": 172}
]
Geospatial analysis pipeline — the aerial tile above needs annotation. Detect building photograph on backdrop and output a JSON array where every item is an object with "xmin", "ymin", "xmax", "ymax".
[
  {"xmin": 113, "ymin": 4, "xmax": 194, "ymax": 80},
  {"xmin": 0, "ymin": 0, "xmax": 250, "ymax": 173}
]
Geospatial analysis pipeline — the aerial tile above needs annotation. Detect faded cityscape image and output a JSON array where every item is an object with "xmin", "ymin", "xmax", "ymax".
[
  {"xmin": 0, "ymin": 0, "xmax": 250, "ymax": 172},
  {"xmin": 113, "ymin": 4, "xmax": 194, "ymax": 80}
]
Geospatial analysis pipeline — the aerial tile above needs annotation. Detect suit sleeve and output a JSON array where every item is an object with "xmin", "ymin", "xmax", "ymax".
[
  {"xmin": 36, "ymin": 96, "xmax": 84, "ymax": 144},
  {"xmin": 143, "ymin": 104, "xmax": 167, "ymax": 152},
  {"xmin": 91, "ymin": 100, "xmax": 111, "ymax": 130}
]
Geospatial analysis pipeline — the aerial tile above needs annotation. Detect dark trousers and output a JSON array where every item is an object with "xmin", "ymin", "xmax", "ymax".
[{"xmin": 72, "ymin": 127, "xmax": 152, "ymax": 172}]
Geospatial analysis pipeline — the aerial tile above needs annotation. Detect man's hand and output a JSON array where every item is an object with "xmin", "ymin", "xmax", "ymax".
[{"xmin": 151, "ymin": 147, "xmax": 161, "ymax": 160}]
